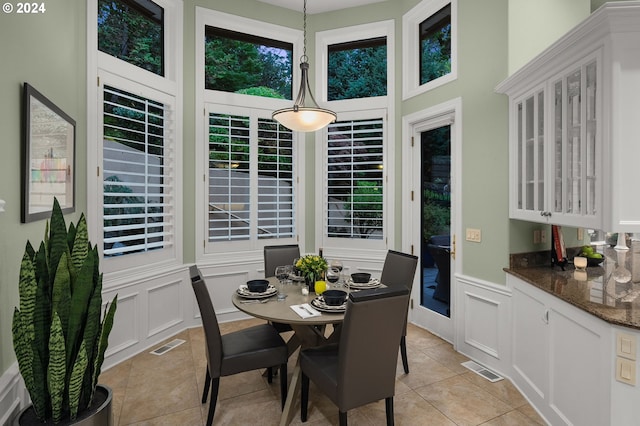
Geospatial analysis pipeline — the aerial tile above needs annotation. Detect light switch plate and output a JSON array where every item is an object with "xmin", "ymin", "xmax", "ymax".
[
  {"xmin": 616, "ymin": 357, "xmax": 636, "ymax": 385},
  {"xmin": 466, "ymin": 228, "xmax": 481, "ymax": 243},
  {"xmin": 617, "ymin": 332, "xmax": 637, "ymax": 360}
]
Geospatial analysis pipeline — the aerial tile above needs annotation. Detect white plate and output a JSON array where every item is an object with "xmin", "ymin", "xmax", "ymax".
[
  {"xmin": 236, "ymin": 285, "xmax": 278, "ymax": 299},
  {"xmin": 346, "ymin": 278, "xmax": 381, "ymax": 290},
  {"xmin": 310, "ymin": 296, "xmax": 346, "ymax": 313}
]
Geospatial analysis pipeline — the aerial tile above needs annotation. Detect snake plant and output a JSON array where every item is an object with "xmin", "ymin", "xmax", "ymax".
[{"xmin": 12, "ymin": 198, "xmax": 117, "ymax": 423}]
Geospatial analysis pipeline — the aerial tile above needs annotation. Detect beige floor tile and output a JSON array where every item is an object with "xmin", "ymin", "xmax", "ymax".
[
  {"xmin": 480, "ymin": 409, "xmax": 542, "ymax": 426},
  {"xmin": 415, "ymin": 375, "xmax": 513, "ymax": 426},
  {"xmin": 460, "ymin": 371, "xmax": 528, "ymax": 408},
  {"xmin": 127, "ymin": 407, "xmax": 203, "ymax": 426},
  {"xmin": 101, "ymin": 322, "xmax": 540, "ymax": 426}
]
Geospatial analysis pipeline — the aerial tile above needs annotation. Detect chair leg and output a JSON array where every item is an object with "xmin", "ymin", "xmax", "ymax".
[
  {"xmin": 279, "ymin": 363, "xmax": 288, "ymax": 410},
  {"xmin": 385, "ymin": 397, "xmax": 394, "ymax": 426},
  {"xmin": 267, "ymin": 366, "xmax": 273, "ymax": 383},
  {"xmin": 400, "ymin": 336, "xmax": 409, "ymax": 374},
  {"xmin": 206, "ymin": 377, "xmax": 220, "ymax": 426},
  {"xmin": 202, "ymin": 367, "xmax": 211, "ymax": 403},
  {"xmin": 301, "ymin": 372, "xmax": 309, "ymax": 422},
  {"xmin": 339, "ymin": 411, "xmax": 347, "ymax": 426}
]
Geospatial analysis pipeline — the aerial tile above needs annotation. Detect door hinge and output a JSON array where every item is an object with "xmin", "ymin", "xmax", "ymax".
[
  {"xmin": 97, "ymin": 76, "xmax": 100, "ymax": 86},
  {"xmin": 410, "ymin": 244, "xmax": 414, "ymax": 255},
  {"xmin": 411, "ymin": 190, "xmax": 414, "ymax": 201},
  {"xmin": 411, "ymin": 136, "xmax": 414, "ymax": 147},
  {"xmin": 410, "ymin": 298, "xmax": 414, "ymax": 309},
  {"xmin": 97, "ymin": 166, "xmax": 100, "ymax": 176}
]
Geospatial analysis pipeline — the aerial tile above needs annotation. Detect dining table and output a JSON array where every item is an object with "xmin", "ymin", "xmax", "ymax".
[{"xmin": 232, "ymin": 276, "xmax": 347, "ymax": 426}]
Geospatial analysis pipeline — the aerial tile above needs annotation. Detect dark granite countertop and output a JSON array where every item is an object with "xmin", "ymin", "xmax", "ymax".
[{"xmin": 505, "ymin": 244, "xmax": 640, "ymax": 330}]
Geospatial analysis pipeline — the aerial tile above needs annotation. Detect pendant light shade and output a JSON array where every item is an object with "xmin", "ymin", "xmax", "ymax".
[{"xmin": 272, "ymin": 0, "xmax": 336, "ymax": 132}]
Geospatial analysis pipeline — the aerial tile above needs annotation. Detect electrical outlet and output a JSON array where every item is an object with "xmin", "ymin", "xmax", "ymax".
[
  {"xmin": 533, "ymin": 230, "xmax": 541, "ymax": 244},
  {"xmin": 577, "ymin": 228, "xmax": 584, "ymax": 240},
  {"xmin": 540, "ymin": 229, "xmax": 547, "ymax": 244},
  {"xmin": 466, "ymin": 228, "xmax": 481, "ymax": 243}
]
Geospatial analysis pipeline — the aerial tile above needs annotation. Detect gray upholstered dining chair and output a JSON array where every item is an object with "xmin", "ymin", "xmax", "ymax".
[
  {"xmin": 263, "ymin": 244, "xmax": 300, "ymax": 333},
  {"xmin": 299, "ymin": 286, "xmax": 410, "ymax": 426},
  {"xmin": 379, "ymin": 250, "xmax": 419, "ymax": 374},
  {"xmin": 263, "ymin": 244, "xmax": 300, "ymax": 279},
  {"xmin": 190, "ymin": 266, "xmax": 289, "ymax": 426}
]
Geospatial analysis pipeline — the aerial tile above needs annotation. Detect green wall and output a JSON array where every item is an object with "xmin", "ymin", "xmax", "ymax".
[{"xmin": 0, "ymin": 0, "xmax": 87, "ymax": 374}]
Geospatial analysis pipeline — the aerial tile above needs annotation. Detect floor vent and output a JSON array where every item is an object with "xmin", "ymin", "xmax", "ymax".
[
  {"xmin": 461, "ymin": 361, "xmax": 504, "ymax": 382},
  {"xmin": 150, "ymin": 339, "xmax": 186, "ymax": 356}
]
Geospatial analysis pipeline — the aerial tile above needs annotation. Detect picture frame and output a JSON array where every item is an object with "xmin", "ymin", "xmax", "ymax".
[{"xmin": 22, "ymin": 83, "xmax": 76, "ymax": 223}]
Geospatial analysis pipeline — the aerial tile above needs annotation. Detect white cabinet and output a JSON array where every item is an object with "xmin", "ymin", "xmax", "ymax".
[
  {"xmin": 509, "ymin": 275, "xmax": 611, "ymax": 426},
  {"xmin": 497, "ymin": 2, "xmax": 640, "ymax": 231}
]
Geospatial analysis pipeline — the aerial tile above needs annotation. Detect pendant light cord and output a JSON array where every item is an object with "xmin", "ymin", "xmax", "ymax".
[{"xmin": 302, "ymin": 0, "xmax": 308, "ymax": 63}]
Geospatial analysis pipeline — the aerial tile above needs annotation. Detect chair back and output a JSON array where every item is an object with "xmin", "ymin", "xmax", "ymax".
[
  {"xmin": 337, "ymin": 287, "xmax": 409, "ymax": 410},
  {"xmin": 380, "ymin": 250, "xmax": 419, "ymax": 291},
  {"xmin": 263, "ymin": 244, "xmax": 300, "ymax": 278},
  {"xmin": 191, "ymin": 278, "xmax": 223, "ymax": 377},
  {"xmin": 189, "ymin": 265, "xmax": 202, "ymax": 282}
]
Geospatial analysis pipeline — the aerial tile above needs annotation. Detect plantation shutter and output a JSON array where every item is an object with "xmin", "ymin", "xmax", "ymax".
[
  {"xmin": 257, "ymin": 118, "xmax": 295, "ymax": 239},
  {"xmin": 327, "ymin": 118, "xmax": 384, "ymax": 239},
  {"xmin": 102, "ymin": 85, "xmax": 174, "ymax": 257}
]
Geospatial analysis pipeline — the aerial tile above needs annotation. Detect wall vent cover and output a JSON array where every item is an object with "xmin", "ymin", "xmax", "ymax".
[
  {"xmin": 461, "ymin": 360, "xmax": 503, "ymax": 382},
  {"xmin": 150, "ymin": 339, "xmax": 186, "ymax": 356}
]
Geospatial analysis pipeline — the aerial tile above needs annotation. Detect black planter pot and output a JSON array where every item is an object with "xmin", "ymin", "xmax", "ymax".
[{"xmin": 14, "ymin": 384, "xmax": 113, "ymax": 426}]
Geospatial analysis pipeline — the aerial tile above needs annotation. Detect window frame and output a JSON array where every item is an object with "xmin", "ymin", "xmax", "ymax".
[
  {"xmin": 87, "ymin": 0, "xmax": 183, "ymax": 280},
  {"xmin": 402, "ymin": 0, "xmax": 458, "ymax": 100},
  {"xmin": 195, "ymin": 8, "xmax": 304, "ymax": 262},
  {"xmin": 315, "ymin": 21, "xmax": 395, "ymax": 253}
]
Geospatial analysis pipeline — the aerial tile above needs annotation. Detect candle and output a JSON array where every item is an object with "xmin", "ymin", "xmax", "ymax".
[{"xmin": 574, "ymin": 256, "xmax": 587, "ymax": 270}]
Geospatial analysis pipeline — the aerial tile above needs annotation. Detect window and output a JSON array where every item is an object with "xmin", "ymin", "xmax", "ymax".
[
  {"xmin": 419, "ymin": 4, "xmax": 451, "ymax": 85},
  {"xmin": 98, "ymin": 0, "xmax": 164, "ymax": 76},
  {"xmin": 327, "ymin": 118, "xmax": 384, "ymax": 239},
  {"xmin": 196, "ymin": 9, "xmax": 301, "ymax": 257},
  {"xmin": 403, "ymin": 0, "xmax": 457, "ymax": 99},
  {"xmin": 328, "ymin": 37, "xmax": 387, "ymax": 100},
  {"xmin": 89, "ymin": 0, "xmax": 182, "ymax": 274},
  {"xmin": 207, "ymin": 112, "xmax": 295, "ymax": 243},
  {"xmin": 102, "ymin": 86, "xmax": 173, "ymax": 257},
  {"xmin": 205, "ymin": 26, "xmax": 293, "ymax": 100}
]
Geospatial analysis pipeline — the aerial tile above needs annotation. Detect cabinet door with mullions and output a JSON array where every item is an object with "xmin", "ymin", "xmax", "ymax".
[{"xmin": 552, "ymin": 58, "xmax": 599, "ymax": 220}]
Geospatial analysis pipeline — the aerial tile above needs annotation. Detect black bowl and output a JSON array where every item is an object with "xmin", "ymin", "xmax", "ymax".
[
  {"xmin": 587, "ymin": 257, "xmax": 604, "ymax": 267},
  {"xmin": 351, "ymin": 273, "xmax": 371, "ymax": 283},
  {"xmin": 246, "ymin": 279, "xmax": 269, "ymax": 293},
  {"xmin": 322, "ymin": 290, "xmax": 347, "ymax": 306}
]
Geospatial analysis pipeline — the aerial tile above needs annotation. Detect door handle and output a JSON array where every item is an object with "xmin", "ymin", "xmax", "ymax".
[{"xmin": 451, "ymin": 235, "xmax": 456, "ymax": 260}]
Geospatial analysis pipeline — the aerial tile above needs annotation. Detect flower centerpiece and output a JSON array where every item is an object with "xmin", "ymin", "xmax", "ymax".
[{"xmin": 295, "ymin": 254, "xmax": 328, "ymax": 288}]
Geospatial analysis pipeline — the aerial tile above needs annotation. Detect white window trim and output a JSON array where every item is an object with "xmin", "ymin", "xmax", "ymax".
[
  {"xmin": 315, "ymin": 20, "xmax": 395, "ymax": 256},
  {"xmin": 194, "ymin": 8, "xmax": 305, "ymax": 264},
  {"xmin": 87, "ymin": 0, "xmax": 184, "ymax": 283},
  {"xmin": 402, "ymin": 0, "xmax": 458, "ymax": 100}
]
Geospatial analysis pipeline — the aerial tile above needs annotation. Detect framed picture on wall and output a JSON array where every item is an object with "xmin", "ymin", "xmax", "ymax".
[{"xmin": 21, "ymin": 82, "xmax": 76, "ymax": 223}]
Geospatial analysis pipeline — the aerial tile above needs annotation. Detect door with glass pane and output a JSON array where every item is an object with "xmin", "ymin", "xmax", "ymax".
[{"xmin": 410, "ymin": 113, "xmax": 458, "ymax": 342}]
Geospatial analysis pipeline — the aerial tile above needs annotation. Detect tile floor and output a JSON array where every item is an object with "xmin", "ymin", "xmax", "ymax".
[{"xmin": 101, "ymin": 319, "xmax": 546, "ymax": 425}]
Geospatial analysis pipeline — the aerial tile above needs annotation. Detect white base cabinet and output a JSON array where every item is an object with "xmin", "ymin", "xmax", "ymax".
[{"xmin": 509, "ymin": 275, "xmax": 611, "ymax": 426}]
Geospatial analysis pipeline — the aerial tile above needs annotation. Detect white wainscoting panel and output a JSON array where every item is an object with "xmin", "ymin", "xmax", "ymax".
[
  {"xmin": 104, "ymin": 291, "xmax": 139, "ymax": 358},
  {"xmin": 455, "ymin": 274, "xmax": 512, "ymax": 378},
  {"xmin": 147, "ymin": 279, "xmax": 184, "ymax": 337},
  {"xmin": 0, "ymin": 363, "xmax": 28, "ymax": 426}
]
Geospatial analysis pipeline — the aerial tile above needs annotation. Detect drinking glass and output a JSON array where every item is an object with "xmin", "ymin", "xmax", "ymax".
[
  {"xmin": 326, "ymin": 266, "xmax": 340, "ymax": 289},
  {"xmin": 330, "ymin": 260, "xmax": 344, "ymax": 284},
  {"xmin": 275, "ymin": 265, "xmax": 288, "ymax": 301}
]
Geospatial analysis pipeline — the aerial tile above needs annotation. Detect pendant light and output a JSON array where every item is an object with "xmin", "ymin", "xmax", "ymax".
[{"xmin": 272, "ymin": 0, "xmax": 337, "ymax": 132}]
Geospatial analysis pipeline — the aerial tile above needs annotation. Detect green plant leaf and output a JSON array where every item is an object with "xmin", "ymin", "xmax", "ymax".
[
  {"xmin": 66, "ymin": 251, "xmax": 95, "ymax": 370},
  {"xmin": 51, "ymin": 252, "xmax": 72, "ymax": 335},
  {"xmin": 91, "ymin": 296, "xmax": 117, "ymax": 403},
  {"xmin": 70, "ymin": 214, "xmax": 89, "ymax": 283},
  {"xmin": 48, "ymin": 313, "xmax": 66, "ymax": 424},
  {"xmin": 68, "ymin": 340, "xmax": 88, "ymax": 421},
  {"xmin": 47, "ymin": 198, "xmax": 69, "ymax": 286}
]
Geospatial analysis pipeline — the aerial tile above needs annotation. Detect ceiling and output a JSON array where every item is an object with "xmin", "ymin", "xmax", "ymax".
[{"xmin": 257, "ymin": 0, "xmax": 386, "ymax": 14}]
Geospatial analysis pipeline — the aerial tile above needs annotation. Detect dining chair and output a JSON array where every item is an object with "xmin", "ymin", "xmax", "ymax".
[
  {"xmin": 191, "ymin": 270, "xmax": 289, "ymax": 426},
  {"xmin": 263, "ymin": 244, "xmax": 300, "ymax": 333},
  {"xmin": 300, "ymin": 286, "xmax": 410, "ymax": 426},
  {"xmin": 379, "ymin": 250, "xmax": 419, "ymax": 374}
]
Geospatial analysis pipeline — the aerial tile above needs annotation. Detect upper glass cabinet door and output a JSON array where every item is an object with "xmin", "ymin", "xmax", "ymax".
[{"xmin": 552, "ymin": 59, "xmax": 598, "ymax": 220}]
